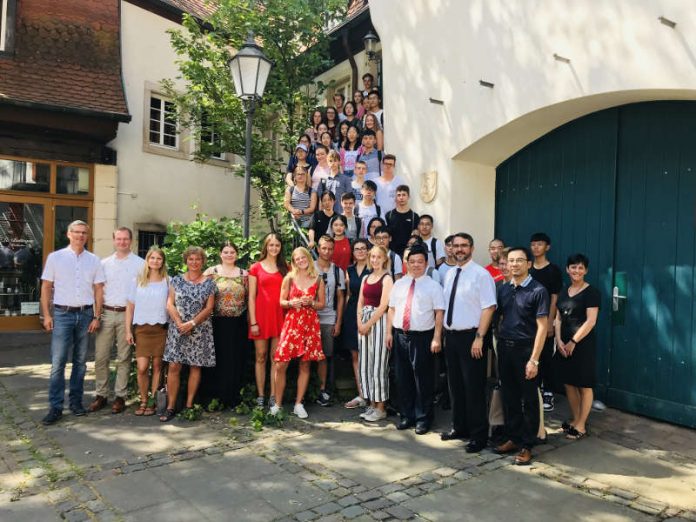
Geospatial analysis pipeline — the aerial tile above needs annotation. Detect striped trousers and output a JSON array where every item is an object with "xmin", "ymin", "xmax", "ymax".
[{"xmin": 358, "ymin": 306, "xmax": 390, "ymax": 402}]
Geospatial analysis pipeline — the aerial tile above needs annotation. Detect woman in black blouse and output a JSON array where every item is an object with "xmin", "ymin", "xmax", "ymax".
[{"xmin": 554, "ymin": 253, "xmax": 600, "ymax": 440}]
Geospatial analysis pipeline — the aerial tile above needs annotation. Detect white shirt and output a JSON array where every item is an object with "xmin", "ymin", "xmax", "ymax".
[
  {"xmin": 388, "ymin": 250, "xmax": 403, "ymax": 277},
  {"xmin": 438, "ymin": 262, "xmax": 457, "ymax": 285},
  {"xmin": 102, "ymin": 252, "xmax": 145, "ymax": 307},
  {"xmin": 357, "ymin": 202, "xmax": 382, "ymax": 237},
  {"xmin": 128, "ymin": 279, "xmax": 169, "ymax": 325},
  {"xmin": 351, "ymin": 173, "xmax": 379, "ymax": 204},
  {"xmin": 389, "ymin": 274, "xmax": 445, "ymax": 331},
  {"xmin": 311, "ymin": 164, "xmax": 331, "ymax": 191},
  {"xmin": 41, "ymin": 247, "xmax": 106, "ymax": 306},
  {"xmin": 443, "ymin": 261, "xmax": 497, "ymax": 331},
  {"xmin": 422, "ymin": 237, "xmax": 446, "ymax": 268},
  {"xmin": 375, "ymin": 175, "xmax": 404, "ymax": 215}
]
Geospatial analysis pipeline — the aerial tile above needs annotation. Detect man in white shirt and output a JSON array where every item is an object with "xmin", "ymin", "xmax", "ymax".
[
  {"xmin": 441, "ymin": 233, "xmax": 497, "ymax": 452},
  {"xmin": 90, "ymin": 227, "xmax": 145, "ymax": 414},
  {"xmin": 387, "ymin": 244, "xmax": 445, "ymax": 435},
  {"xmin": 40, "ymin": 220, "xmax": 106, "ymax": 425},
  {"xmin": 374, "ymin": 154, "xmax": 403, "ymax": 215}
]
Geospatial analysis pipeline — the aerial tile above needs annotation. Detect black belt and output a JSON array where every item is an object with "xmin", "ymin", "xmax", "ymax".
[
  {"xmin": 498, "ymin": 338, "xmax": 534, "ymax": 348},
  {"xmin": 393, "ymin": 328, "xmax": 434, "ymax": 335},
  {"xmin": 446, "ymin": 328, "xmax": 477, "ymax": 333},
  {"xmin": 104, "ymin": 305, "xmax": 127, "ymax": 312},
  {"xmin": 54, "ymin": 304, "xmax": 93, "ymax": 312}
]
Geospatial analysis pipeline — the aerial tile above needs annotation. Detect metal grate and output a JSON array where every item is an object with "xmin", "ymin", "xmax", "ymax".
[{"xmin": 137, "ymin": 230, "xmax": 166, "ymax": 259}]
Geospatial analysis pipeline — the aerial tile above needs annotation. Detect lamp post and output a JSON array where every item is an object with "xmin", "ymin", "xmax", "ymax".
[{"xmin": 229, "ymin": 31, "xmax": 272, "ymax": 238}]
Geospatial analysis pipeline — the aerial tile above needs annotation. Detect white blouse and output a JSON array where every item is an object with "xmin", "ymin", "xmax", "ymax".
[{"xmin": 127, "ymin": 279, "xmax": 169, "ymax": 325}]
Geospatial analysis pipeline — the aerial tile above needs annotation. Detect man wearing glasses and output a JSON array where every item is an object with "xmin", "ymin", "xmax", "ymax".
[
  {"xmin": 485, "ymin": 239, "xmax": 505, "ymax": 283},
  {"xmin": 494, "ymin": 247, "xmax": 549, "ymax": 465}
]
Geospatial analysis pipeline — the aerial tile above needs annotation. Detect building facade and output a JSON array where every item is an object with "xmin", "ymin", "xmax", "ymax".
[{"xmin": 365, "ymin": 0, "xmax": 696, "ymax": 427}]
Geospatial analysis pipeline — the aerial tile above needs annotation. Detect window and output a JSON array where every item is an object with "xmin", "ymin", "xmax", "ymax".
[
  {"xmin": 137, "ymin": 230, "xmax": 166, "ymax": 258},
  {"xmin": 149, "ymin": 95, "xmax": 178, "ymax": 148},
  {"xmin": 201, "ymin": 111, "xmax": 225, "ymax": 160},
  {"xmin": 0, "ymin": 0, "xmax": 16, "ymax": 53}
]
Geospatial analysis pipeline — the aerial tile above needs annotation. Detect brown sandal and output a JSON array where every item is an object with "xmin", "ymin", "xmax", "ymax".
[{"xmin": 134, "ymin": 402, "xmax": 147, "ymax": 416}]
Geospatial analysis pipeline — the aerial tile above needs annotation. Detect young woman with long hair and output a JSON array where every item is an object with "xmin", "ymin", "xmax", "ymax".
[{"xmin": 364, "ymin": 113, "xmax": 384, "ymax": 151}]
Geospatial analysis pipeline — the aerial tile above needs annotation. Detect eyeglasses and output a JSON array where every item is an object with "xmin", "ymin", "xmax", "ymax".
[{"xmin": 383, "ymin": 162, "xmax": 395, "ymax": 167}]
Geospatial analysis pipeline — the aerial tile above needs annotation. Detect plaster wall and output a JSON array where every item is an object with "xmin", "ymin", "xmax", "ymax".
[
  {"xmin": 369, "ymin": 0, "xmax": 696, "ymax": 264},
  {"xmin": 111, "ymin": 2, "xmax": 246, "ymax": 248}
]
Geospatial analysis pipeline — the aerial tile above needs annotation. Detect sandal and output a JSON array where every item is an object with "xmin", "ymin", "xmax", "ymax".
[
  {"xmin": 144, "ymin": 397, "xmax": 157, "ymax": 416},
  {"xmin": 566, "ymin": 426, "xmax": 587, "ymax": 440},
  {"xmin": 345, "ymin": 396, "xmax": 367, "ymax": 409},
  {"xmin": 561, "ymin": 421, "xmax": 573, "ymax": 433},
  {"xmin": 159, "ymin": 409, "xmax": 176, "ymax": 423},
  {"xmin": 134, "ymin": 402, "xmax": 147, "ymax": 416}
]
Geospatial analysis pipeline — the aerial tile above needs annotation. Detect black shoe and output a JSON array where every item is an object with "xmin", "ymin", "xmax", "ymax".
[
  {"xmin": 440, "ymin": 429, "xmax": 468, "ymax": 441},
  {"xmin": 465, "ymin": 440, "xmax": 487, "ymax": 453},
  {"xmin": 316, "ymin": 390, "xmax": 331, "ymax": 407},
  {"xmin": 397, "ymin": 418, "xmax": 415, "ymax": 430},
  {"xmin": 42, "ymin": 408, "xmax": 63, "ymax": 425},
  {"xmin": 415, "ymin": 422, "xmax": 430, "ymax": 435},
  {"xmin": 70, "ymin": 404, "xmax": 87, "ymax": 417}
]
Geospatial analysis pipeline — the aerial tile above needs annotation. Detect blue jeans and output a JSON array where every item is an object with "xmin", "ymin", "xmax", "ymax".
[{"xmin": 48, "ymin": 308, "xmax": 92, "ymax": 410}]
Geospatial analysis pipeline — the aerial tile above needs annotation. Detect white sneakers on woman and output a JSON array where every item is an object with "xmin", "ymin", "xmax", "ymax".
[
  {"xmin": 293, "ymin": 403, "xmax": 308, "ymax": 419},
  {"xmin": 364, "ymin": 408, "xmax": 387, "ymax": 422},
  {"xmin": 269, "ymin": 404, "xmax": 281, "ymax": 416}
]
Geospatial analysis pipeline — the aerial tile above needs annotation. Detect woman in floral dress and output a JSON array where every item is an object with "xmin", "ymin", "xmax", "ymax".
[
  {"xmin": 160, "ymin": 246, "xmax": 215, "ymax": 422},
  {"xmin": 270, "ymin": 247, "xmax": 326, "ymax": 419},
  {"xmin": 201, "ymin": 242, "xmax": 248, "ymax": 408}
]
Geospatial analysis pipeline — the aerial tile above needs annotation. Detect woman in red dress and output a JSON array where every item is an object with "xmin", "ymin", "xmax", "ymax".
[
  {"xmin": 248, "ymin": 233, "xmax": 287, "ymax": 408},
  {"xmin": 330, "ymin": 215, "xmax": 351, "ymax": 271},
  {"xmin": 270, "ymin": 247, "xmax": 325, "ymax": 419}
]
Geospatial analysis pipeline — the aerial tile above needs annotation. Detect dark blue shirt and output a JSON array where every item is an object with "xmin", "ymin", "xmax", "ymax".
[{"xmin": 497, "ymin": 275, "xmax": 549, "ymax": 341}]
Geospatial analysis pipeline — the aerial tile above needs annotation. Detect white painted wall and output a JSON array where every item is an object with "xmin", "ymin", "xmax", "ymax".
[
  {"xmin": 369, "ymin": 0, "xmax": 696, "ymax": 264},
  {"xmin": 111, "ymin": 2, "xmax": 246, "ymax": 248}
]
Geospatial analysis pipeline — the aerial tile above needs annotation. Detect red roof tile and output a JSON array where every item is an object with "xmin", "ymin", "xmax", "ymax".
[
  {"xmin": 162, "ymin": 0, "xmax": 217, "ymax": 19},
  {"xmin": 0, "ymin": 0, "xmax": 129, "ymax": 119}
]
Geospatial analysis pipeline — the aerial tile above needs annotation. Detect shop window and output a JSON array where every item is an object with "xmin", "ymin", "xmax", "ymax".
[
  {"xmin": 137, "ymin": 230, "xmax": 166, "ymax": 258},
  {"xmin": 149, "ymin": 94, "xmax": 178, "ymax": 148},
  {"xmin": 0, "ymin": 159, "xmax": 50, "ymax": 192},
  {"xmin": 54, "ymin": 206, "xmax": 88, "ymax": 251},
  {"xmin": 56, "ymin": 165, "xmax": 90, "ymax": 195}
]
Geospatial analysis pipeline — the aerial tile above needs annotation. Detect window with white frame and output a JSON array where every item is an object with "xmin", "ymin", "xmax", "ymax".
[
  {"xmin": 1, "ymin": 0, "xmax": 10, "ymax": 52},
  {"xmin": 201, "ymin": 111, "xmax": 225, "ymax": 160},
  {"xmin": 149, "ymin": 95, "xmax": 178, "ymax": 148}
]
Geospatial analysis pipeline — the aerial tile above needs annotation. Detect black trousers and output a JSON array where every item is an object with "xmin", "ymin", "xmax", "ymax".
[
  {"xmin": 394, "ymin": 328, "xmax": 435, "ymax": 424},
  {"xmin": 444, "ymin": 329, "xmax": 488, "ymax": 442},
  {"xmin": 498, "ymin": 342, "xmax": 540, "ymax": 449},
  {"xmin": 539, "ymin": 336, "xmax": 558, "ymax": 393},
  {"xmin": 201, "ymin": 315, "xmax": 248, "ymax": 407}
]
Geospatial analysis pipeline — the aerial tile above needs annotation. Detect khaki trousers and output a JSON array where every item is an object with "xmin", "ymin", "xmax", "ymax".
[{"xmin": 94, "ymin": 309, "xmax": 131, "ymax": 398}]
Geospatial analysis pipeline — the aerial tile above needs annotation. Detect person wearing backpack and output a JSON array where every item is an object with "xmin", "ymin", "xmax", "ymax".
[
  {"xmin": 356, "ymin": 179, "xmax": 382, "ymax": 238},
  {"xmin": 385, "ymin": 184, "xmax": 419, "ymax": 258},
  {"xmin": 357, "ymin": 130, "xmax": 381, "ymax": 178},
  {"xmin": 374, "ymin": 226, "xmax": 403, "ymax": 282},
  {"xmin": 417, "ymin": 215, "xmax": 446, "ymax": 268},
  {"xmin": 314, "ymin": 235, "xmax": 346, "ymax": 407},
  {"xmin": 375, "ymin": 154, "xmax": 404, "ymax": 215}
]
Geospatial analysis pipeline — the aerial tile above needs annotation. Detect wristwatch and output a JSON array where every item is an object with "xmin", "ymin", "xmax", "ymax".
[
  {"xmin": 475, "ymin": 332, "xmax": 483, "ymax": 339},
  {"xmin": 528, "ymin": 359, "xmax": 539, "ymax": 366}
]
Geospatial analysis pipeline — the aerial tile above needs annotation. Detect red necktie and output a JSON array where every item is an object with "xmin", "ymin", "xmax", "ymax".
[{"xmin": 403, "ymin": 279, "xmax": 416, "ymax": 331}]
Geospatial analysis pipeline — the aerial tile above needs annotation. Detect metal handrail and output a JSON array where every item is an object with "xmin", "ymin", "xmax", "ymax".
[{"xmin": 289, "ymin": 215, "xmax": 318, "ymax": 259}]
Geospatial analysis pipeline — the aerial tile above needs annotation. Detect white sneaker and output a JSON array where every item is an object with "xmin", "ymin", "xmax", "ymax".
[
  {"xmin": 592, "ymin": 400, "xmax": 607, "ymax": 411},
  {"xmin": 359, "ymin": 407, "xmax": 374, "ymax": 419},
  {"xmin": 364, "ymin": 409, "xmax": 387, "ymax": 422},
  {"xmin": 269, "ymin": 404, "xmax": 281, "ymax": 416},
  {"xmin": 293, "ymin": 403, "xmax": 308, "ymax": 419},
  {"xmin": 345, "ymin": 396, "xmax": 367, "ymax": 409},
  {"xmin": 269, "ymin": 396, "xmax": 277, "ymax": 408}
]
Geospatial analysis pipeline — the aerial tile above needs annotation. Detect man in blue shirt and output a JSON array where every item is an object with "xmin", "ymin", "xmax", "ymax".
[{"xmin": 494, "ymin": 246, "xmax": 549, "ymax": 465}]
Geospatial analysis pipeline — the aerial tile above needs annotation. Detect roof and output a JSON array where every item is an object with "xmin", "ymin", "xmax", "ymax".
[
  {"xmin": 0, "ymin": 0, "xmax": 130, "ymax": 121},
  {"xmin": 162, "ymin": 0, "xmax": 217, "ymax": 19}
]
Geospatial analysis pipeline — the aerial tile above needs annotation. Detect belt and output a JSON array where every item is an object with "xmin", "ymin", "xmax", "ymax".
[
  {"xmin": 104, "ymin": 305, "xmax": 127, "ymax": 312},
  {"xmin": 54, "ymin": 304, "xmax": 93, "ymax": 312},
  {"xmin": 445, "ymin": 327, "xmax": 477, "ymax": 333},
  {"xmin": 498, "ymin": 338, "xmax": 534, "ymax": 348},
  {"xmin": 393, "ymin": 328, "xmax": 434, "ymax": 335}
]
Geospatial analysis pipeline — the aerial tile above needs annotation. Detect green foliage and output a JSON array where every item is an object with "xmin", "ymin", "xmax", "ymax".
[
  {"xmin": 234, "ymin": 384, "xmax": 285, "ymax": 431},
  {"xmin": 164, "ymin": 0, "xmax": 346, "ymax": 234},
  {"xmin": 163, "ymin": 213, "xmax": 261, "ymax": 272},
  {"xmin": 207, "ymin": 398, "xmax": 225, "ymax": 412},
  {"xmin": 178, "ymin": 404, "xmax": 204, "ymax": 421}
]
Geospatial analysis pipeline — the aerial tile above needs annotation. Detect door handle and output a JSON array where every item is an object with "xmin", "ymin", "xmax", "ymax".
[{"xmin": 612, "ymin": 286, "xmax": 627, "ymax": 312}]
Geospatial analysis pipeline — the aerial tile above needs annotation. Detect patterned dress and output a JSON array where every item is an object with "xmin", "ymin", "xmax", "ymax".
[
  {"xmin": 274, "ymin": 279, "xmax": 324, "ymax": 363},
  {"xmin": 164, "ymin": 275, "xmax": 216, "ymax": 367}
]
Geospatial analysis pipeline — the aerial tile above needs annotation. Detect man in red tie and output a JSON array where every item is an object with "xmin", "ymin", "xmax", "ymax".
[{"xmin": 386, "ymin": 244, "xmax": 445, "ymax": 435}]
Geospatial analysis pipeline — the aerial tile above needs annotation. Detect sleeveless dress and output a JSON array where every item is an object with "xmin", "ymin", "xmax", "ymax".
[
  {"xmin": 248, "ymin": 262, "xmax": 285, "ymax": 340},
  {"xmin": 359, "ymin": 274, "xmax": 390, "ymax": 402},
  {"xmin": 274, "ymin": 279, "xmax": 324, "ymax": 363},
  {"xmin": 342, "ymin": 264, "xmax": 370, "ymax": 351}
]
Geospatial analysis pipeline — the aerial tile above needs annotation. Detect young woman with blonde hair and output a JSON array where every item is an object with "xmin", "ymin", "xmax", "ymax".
[
  {"xmin": 270, "ymin": 247, "xmax": 326, "ymax": 419},
  {"xmin": 125, "ymin": 246, "xmax": 169, "ymax": 416}
]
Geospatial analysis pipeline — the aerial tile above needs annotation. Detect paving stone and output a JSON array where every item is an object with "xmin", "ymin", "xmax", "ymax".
[
  {"xmin": 439, "ymin": 477, "xmax": 458, "ymax": 487},
  {"xmin": 122, "ymin": 463, "xmax": 146, "ymax": 473},
  {"xmin": 296, "ymin": 510, "xmax": 319, "ymax": 521},
  {"xmin": 340, "ymin": 505, "xmax": 366, "ymax": 519},
  {"xmin": 419, "ymin": 482, "xmax": 443, "ymax": 493},
  {"xmin": 433, "ymin": 467, "xmax": 457, "ymax": 477},
  {"xmin": 386, "ymin": 492, "xmax": 410, "ymax": 503},
  {"xmin": 372, "ymin": 511, "xmax": 391, "ymax": 520},
  {"xmin": 351, "ymin": 485, "xmax": 367, "ymax": 494},
  {"xmin": 378, "ymin": 483, "xmax": 405, "ymax": 495},
  {"xmin": 84, "ymin": 499, "xmax": 107, "ymax": 513},
  {"xmin": 385, "ymin": 505, "xmax": 416, "ymax": 520},
  {"xmin": 45, "ymin": 487, "xmax": 72, "ymax": 503},
  {"xmin": 338, "ymin": 478, "xmax": 358, "ymax": 488},
  {"xmin": 403, "ymin": 487, "xmax": 423, "ymax": 497},
  {"xmin": 679, "ymin": 510, "xmax": 696, "ymax": 521},
  {"xmin": 417, "ymin": 472, "xmax": 438, "ymax": 482},
  {"xmin": 331, "ymin": 487, "xmax": 351, "ymax": 497},
  {"xmin": 315, "ymin": 515, "xmax": 343, "ymax": 522},
  {"xmin": 300, "ymin": 472, "xmax": 321, "ymax": 482},
  {"xmin": 313, "ymin": 502, "xmax": 342, "ymax": 516},
  {"xmin": 71, "ymin": 485, "xmax": 96, "ymax": 502},
  {"xmin": 400, "ymin": 476, "xmax": 424, "ymax": 487},
  {"xmin": 630, "ymin": 501, "xmax": 664, "ymax": 516},
  {"xmin": 479, "ymin": 459, "xmax": 508, "ymax": 472},
  {"xmin": 453, "ymin": 471, "xmax": 472, "ymax": 481},
  {"xmin": 601, "ymin": 494, "xmax": 633, "ymax": 507},
  {"xmin": 357, "ymin": 490, "xmax": 381, "ymax": 502},
  {"xmin": 363, "ymin": 498, "xmax": 393, "ymax": 511},
  {"xmin": 338, "ymin": 495, "xmax": 360, "ymax": 507},
  {"xmin": 63, "ymin": 509, "xmax": 90, "ymax": 522},
  {"xmin": 55, "ymin": 500, "xmax": 80, "ymax": 513}
]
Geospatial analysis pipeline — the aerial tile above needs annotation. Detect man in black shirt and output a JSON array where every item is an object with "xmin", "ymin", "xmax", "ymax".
[
  {"xmin": 495, "ymin": 246, "xmax": 549, "ymax": 465},
  {"xmin": 386, "ymin": 185, "xmax": 419, "ymax": 258},
  {"xmin": 529, "ymin": 232, "xmax": 563, "ymax": 413}
]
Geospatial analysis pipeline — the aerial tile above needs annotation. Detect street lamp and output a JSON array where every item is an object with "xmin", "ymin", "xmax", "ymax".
[
  {"xmin": 229, "ymin": 31, "xmax": 272, "ymax": 238},
  {"xmin": 363, "ymin": 30, "xmax": 379, "ymax": 63}
]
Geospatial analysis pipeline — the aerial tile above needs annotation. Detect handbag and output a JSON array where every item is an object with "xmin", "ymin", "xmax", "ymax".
[
  {"xmin": 488, "ymin": 385, "xmax": 505, "ymax": 427},
  {"xmin": 156, "ymin": 387, "xmax": 168, "ymax": 416}
]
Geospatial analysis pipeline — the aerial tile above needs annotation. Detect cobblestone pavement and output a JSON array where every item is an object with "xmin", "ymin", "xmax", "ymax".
[{"xmin": 1, "ymin": 341, "xmax": 695, "ymax": 521}]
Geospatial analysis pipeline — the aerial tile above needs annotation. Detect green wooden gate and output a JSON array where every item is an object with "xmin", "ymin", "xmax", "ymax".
[{"xmin": 495, "ymin": 101, "xmax": 696, "ymax": 427}]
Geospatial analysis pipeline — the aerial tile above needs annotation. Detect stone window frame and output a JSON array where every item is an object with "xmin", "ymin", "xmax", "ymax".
[{"xmin": 0, "ymin": 0, "xmax": 17, "ymax": 55}]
